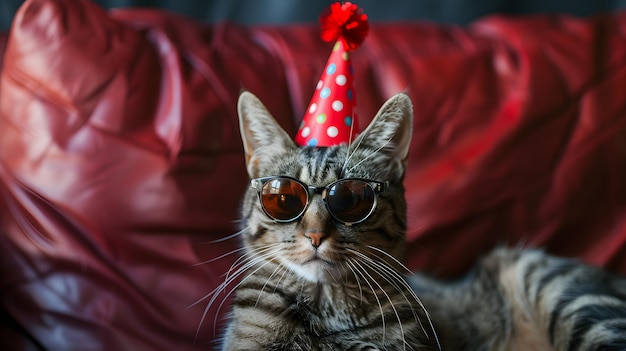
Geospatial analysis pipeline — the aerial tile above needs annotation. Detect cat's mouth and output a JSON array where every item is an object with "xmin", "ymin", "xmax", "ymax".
[
  {"xmin": 284, "ymin": 251, "xmax": 343, "ymax": 282},
  {"xmin": 281, "ymin": 240, "xmax": 345, "ymax": 282},
  {"xmin": 303, "ymin": 255, "xmax": 333, "ymax": 266}
]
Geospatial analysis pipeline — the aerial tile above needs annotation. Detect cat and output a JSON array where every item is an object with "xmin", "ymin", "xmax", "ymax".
[{"xmin": 217, "ymin": 91, "xmax": 626, "ymax": 351}]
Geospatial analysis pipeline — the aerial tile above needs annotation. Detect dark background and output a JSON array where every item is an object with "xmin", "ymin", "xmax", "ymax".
[{"xmin": 2, "ymin": 0, "xmax": 626, "ymax": 31}]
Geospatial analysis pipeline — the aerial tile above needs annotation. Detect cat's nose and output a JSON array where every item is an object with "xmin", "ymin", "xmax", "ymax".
[{"xmin": 304, "ymin": 232, "xmax": 327, "ymax": 248}]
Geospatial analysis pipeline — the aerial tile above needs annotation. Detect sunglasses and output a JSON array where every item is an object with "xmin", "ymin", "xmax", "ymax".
[{"xmin": 250, "ymin": 176, "xmax": 387, "ymax": 226}]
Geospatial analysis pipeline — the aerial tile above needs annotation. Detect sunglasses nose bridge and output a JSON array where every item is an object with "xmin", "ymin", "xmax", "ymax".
[
  {"xmin": 308, "ymin": 185, "xmax": 325, "ymax": 196},
  {"xmin": 300, "ymin": 195, "xmax": 332, "ymax": 233}
]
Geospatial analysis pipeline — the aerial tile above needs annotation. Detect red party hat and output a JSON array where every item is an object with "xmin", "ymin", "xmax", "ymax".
[{"xmin": 294, "ymin": 2, "xmax": 369, "ymax": 147}]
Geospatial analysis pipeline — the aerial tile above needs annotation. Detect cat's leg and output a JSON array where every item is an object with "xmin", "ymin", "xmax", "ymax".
[
  {"xmin": 320, "ymin": 313, "xmax": 438, "ymax": 351},
  {"xmin": 220, "ymin": 311, "xmax": 300, "ymax": 351},
  {"xmin": 331, "ymin": 338, "xmax": 434, "ymax": 351},
  {"xmin": 220, "ymin": 271, "xmax": 313, "ymax": 351},
  {"xmin": 324, "ymin": 340, "xmax": 382, "ymax": 351},
  {"xmin": 221, "ymin": 310, "xmax": 312, "ymax": 351}
]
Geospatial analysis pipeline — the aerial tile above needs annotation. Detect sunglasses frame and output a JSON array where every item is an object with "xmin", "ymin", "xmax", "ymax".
[{"xmin": 250, "ymin": 176, "xmax": 388, "ymax": 226}]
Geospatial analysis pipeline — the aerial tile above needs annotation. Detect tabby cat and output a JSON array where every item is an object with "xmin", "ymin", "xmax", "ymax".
[{"xmin": 218, "ymin": 91, "xmax": 626, "ymax": 350}]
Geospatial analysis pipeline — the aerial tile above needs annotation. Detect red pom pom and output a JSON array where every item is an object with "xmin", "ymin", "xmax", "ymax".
[{"xmin": 320, "ymin": 2, "xmax": 369, "ymax": 51}]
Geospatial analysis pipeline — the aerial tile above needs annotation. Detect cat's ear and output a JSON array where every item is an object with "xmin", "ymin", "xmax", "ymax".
[
  {"xmin": 238, "ymin": 91, "xmax": 297, "ymax": 178},
  {"xmin": 351, "ymin": 93, "xmax": 413, "ymax": 179}
]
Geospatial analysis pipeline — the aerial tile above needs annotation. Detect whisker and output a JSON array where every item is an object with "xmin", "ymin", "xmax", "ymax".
[
  {"xmin": 190, "ymin": 246, "xmax": 248, "ymax": 267},
  {"xmin": 191, "ymin": 244, "xmax": 287, "ymax": 343},
  {"xmin": 223, "ymin": 244, "xmax": 277, "ymax": 281},
  {"xmin": 255, "ymin": 263, "xmax": 288, "ymax": 307},
  {"xmin": 347, "ymin": 257, "xmax": 395, "ymax": 345},
  {"xmin": 359, "ymin": 247, "xmax": 442, "ymax": 351},
  {"xmin": 204, "ymin": 226, "xmax": 249, "ymax": 244},
  {"xmin": 274, "ymin": 264, "xmax": 293, "ymax": 294},
  {"xmin": 365, "ymin": 245, "xmax": 413, "ymax": 274},
  {"xmin": 343, "ymin": 261, "xmax": 365, "ymax": 305},
  {"xmin": 342, "ymin": 126, "xmax": 366, "ymax": 176},
  {"xmin": 206, "ymin": 252, "xmax": 281, "ymax": 341},
  {"xmin": 345, "ymin": 259, "xmax": 386, "ymax": 340},
  {"xmin": 358, "ymin": 249, "xmax": 432, "ymax": 337},
  {"xmin": 346, "ymin": 133, "xmax": 394, "ymax": 174},
  {"xmin": 190, "ymin": 246, "xmax": 278, "ymax": 310},
  {"xmin": 347, "ymin": 253, "xmax": 407, "ymax": 351},
  {"xmin": 351, "ymin": 250, "xmax": 422, "ymax": 344}
]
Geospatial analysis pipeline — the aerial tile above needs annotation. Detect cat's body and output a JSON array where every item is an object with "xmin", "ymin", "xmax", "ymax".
[
  {"xmin": 411, "ymin": 247, "xmax": 626, "ymax": 350},
  {"xmin": 219, "ymin": 92, "xmax": 626, "ymax": 350}
]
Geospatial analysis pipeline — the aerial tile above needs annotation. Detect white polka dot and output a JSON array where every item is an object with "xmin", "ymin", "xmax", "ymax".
[
  {"xmin": 332, "ymin": 100, "xmax": 343, "ymax": 112},
  {"xmin": 327, "ymin": 126, "xmax": 339, "ymax": 138},
  {"xmin": 335, "ymin": 75, "xmax": 347, "ymax": 86},
  {"xmin": 301, "ymin": 126, "xmax": 311, "ymax": 138},
  {"xmin": 316, "ymin": 80, "xmax": 323, "ymax": 90},
  {"xmin": 308, "ymin": 103, "xmax": 317, "ymax": 114}
]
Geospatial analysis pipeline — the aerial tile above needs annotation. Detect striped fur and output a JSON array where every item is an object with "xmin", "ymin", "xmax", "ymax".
[
  {"xmin": 218, "ymin": 92, "xmax": 626, "ymax": 351},
  {"xmin": 410, "ymin": 248, "xmax": 626, "ymax": 350}
]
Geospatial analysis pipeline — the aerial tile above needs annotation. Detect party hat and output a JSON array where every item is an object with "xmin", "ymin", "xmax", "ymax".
[{"xmin": 294, "ymin": 2, "xmax": 369, "ymax": 147}]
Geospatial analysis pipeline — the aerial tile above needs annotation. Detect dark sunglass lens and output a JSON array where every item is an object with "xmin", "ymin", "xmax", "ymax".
[
  {"xmin": 326, "ymin": 180, "xmax": 376, "ymax": 223},
  {"xmin": 260, "ymin": 179, "xmax": 308, "ymax": 221}
]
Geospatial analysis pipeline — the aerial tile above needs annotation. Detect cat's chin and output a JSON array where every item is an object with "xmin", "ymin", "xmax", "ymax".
[{"xmin": 284, "ymin": 258, "xmax": 344, "ymax": 283}]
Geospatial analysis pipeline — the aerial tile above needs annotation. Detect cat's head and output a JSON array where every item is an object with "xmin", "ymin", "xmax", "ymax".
[{"xmin": 237, "ymin": 91, "xmax": 413, "ymax": 283}]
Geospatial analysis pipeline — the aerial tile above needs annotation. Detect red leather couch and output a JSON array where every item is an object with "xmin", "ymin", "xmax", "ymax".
[{"xmin": 1, "ymin": 0, "xmax": 626, "ymax": 349}]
